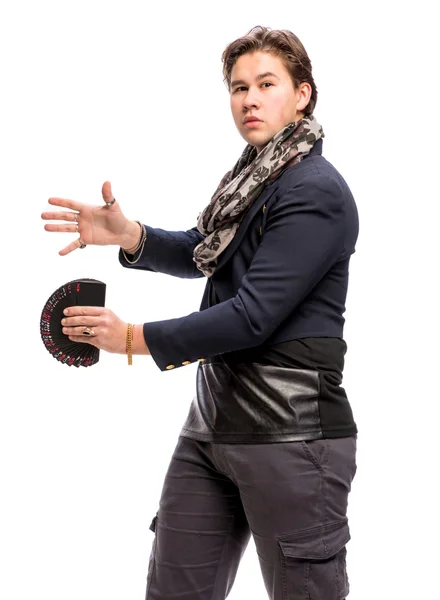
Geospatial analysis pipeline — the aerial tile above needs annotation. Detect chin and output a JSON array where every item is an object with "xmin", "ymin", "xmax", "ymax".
[
  {"xmin": 248, "ymin": 134, "xmax": 271, "ymax": 149},
  {"xmin": 242, "ymin": 129, "xmax": 266, "ymax": 142}
]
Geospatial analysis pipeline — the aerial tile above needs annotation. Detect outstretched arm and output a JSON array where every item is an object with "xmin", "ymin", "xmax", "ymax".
[{"xmin": 119, "ymin": 225, "xmax": 205, "ymax": 279}]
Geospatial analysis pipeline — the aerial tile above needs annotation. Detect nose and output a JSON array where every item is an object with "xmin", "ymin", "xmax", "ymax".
[{"xmin": 242, "ymin": 87, "xmax": 261, "ymax": 112}]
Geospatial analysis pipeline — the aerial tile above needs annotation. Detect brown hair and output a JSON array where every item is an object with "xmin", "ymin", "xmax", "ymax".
[{"xmin": 221, "ymin": 26, "xmax": 317, "ymax": 115}]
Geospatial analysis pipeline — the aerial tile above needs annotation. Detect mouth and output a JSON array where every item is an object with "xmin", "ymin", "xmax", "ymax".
[{"xmin": 244, "ymin": 120, "xmax": 263, "ymax": 128}]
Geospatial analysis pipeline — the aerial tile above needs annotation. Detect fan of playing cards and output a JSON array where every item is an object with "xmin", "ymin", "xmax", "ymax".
[{"xmin": 40, "ymin": 278, "xmax": 106, "ymax": 367}]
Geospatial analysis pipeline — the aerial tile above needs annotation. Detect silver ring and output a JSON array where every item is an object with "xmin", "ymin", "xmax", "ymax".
[
  {"xmin": 79, "ymin": 239, "xmax": 86, "ymax": 249},
  {"xmin": 75, "ymin": 223, "xmax": 79, "ymax": 232},
  {"xmin": 105, "ymin": 197, "xmax": 116, "ymax": 207},
  {"xmin": 73, "ymin": 213, "xmax": 78, "ymax": 222},
  {"xmin": 82, "ymin": 327, "xmax": 95, "ymax": 336}
]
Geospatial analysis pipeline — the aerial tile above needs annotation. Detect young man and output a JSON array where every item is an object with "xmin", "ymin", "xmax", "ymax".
[{"xmin": 43, "ymin": 26, "xmax": 358, "ymax": 600}]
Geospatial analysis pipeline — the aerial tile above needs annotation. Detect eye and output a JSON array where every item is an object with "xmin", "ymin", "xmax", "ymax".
[{"xmin": 233, "ymin": 82, "xmax": 274, "ymax": 93}]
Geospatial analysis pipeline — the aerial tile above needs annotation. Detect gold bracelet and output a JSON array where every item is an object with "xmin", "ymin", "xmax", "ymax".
[{"xmin": 126, "ymin": 323, "xmax": 133, "ymax": 365}]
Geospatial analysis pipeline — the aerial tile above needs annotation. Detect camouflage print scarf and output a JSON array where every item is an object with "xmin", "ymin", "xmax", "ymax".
[{"xmin": 193, "ymin": 115, "xmax": 324, "ymax": 277}]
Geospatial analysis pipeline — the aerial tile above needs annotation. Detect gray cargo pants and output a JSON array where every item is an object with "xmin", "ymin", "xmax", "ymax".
[{"xmin": 145, "ymin": 435, "xmax": 357, "ymax": 600}]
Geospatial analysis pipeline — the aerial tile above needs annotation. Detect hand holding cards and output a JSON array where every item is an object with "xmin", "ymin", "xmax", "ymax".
[{"xmin": 40, "ymin": 279, "xmax": 106, "ymax": 367}]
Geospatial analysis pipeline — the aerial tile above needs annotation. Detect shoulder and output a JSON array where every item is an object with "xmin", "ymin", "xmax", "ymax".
[
  {"xmin": 270, "ymin": 154, "xmax": 355, "ymax": 211},
  {"xmin": 277, "ymin": 154, "xmax": 351, "ymax": 193}
]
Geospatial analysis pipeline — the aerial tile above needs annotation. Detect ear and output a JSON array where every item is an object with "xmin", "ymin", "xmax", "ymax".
[{"xmin": 296, "ymin": 82, "xmax": 312, "ymax": 113}]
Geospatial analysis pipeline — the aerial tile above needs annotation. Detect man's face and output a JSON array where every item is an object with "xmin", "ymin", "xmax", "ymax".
[{"xmin": 230, "ymin": 51, "xmax": 310, "ymax": 153}]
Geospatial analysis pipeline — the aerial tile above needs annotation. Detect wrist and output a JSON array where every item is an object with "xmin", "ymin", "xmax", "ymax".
[
  {"xmin": 132, "ymin": 324, "xmax": 150, "ymax": 355},
  {"xmin": 121, "ymin": 220, "xmax": 143, "ymax": 253}
]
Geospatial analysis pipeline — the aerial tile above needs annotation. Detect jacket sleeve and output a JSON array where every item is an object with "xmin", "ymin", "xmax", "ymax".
[
  {"xmin": 141, "ymin": 174, "xmax": 348, "ymax": 371},
  {"xmin": 118, "ymin": 225, "xmax": 205, "ymax": 279}
]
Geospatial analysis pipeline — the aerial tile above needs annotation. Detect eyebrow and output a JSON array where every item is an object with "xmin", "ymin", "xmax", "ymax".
[{"xmin": 230, "ymin": 72, "xmax": 280, "ymax": 88}]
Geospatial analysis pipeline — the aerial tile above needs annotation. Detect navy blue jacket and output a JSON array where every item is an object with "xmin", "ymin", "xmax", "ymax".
[{"xmin": 119, "ymin": 139, "xmax": 359, "ymax": 372}]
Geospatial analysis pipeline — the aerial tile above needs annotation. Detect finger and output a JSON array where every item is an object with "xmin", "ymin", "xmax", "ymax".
[
  {"xmin": 62, "ymin": 325, "xmax": 99, "ymax": 336},
  {"xmin": 58, "ymin": 238, "xmax": 86, "ymax": 256},
  {"xmin": 102, "ymin": 181, "xmax": 114, "ymax": 204},
  {"xmin": 41, "ymin": 210, "xmax": 79, "ymax": 222},
  {"xmin": 67, "ymin": 334, "xmax": 98, "ymax": 346},
  {"xmin": 44, "ymin": 223, "xmax": 80, "ymax": 233},
  {"xmin": 47, "ymin": 197, "xmax": 85, "ymax": 212},
  {"xmin": 61, "ymin": 315, "xmax": 100, "ymax": 327},
  {"xmin": 63, "ymin": 306, "xmax": 104, "ymax": 317}
]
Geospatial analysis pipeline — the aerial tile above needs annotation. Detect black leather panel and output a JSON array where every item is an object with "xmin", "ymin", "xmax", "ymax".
[{"xmin": 181, "ymin": 358, "xmax": 323, "ymax": 442}]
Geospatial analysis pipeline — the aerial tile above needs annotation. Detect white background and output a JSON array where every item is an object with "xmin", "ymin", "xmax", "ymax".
[{"xmin": 0, "ymin": 1, "xmax": 438, "ymax": 598}]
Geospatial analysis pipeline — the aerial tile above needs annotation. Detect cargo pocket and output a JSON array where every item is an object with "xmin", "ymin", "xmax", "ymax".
[
  {"xmin": 278, "ymin": 519, "xmax": 350, "ymax": 600},
  {"xmin": 146, "ymin": 513, "xmax": 158, "ymax": 596}
]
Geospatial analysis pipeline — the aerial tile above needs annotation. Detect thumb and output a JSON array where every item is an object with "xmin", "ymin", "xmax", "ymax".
[{"xmin": 101, "ymin": 180, "xmax": 114, "ymax": 204}]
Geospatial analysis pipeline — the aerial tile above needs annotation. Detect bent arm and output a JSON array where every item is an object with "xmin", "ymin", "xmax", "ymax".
[
  {"xmin": 142, "ymin": 176, "xmax": 347, "ymax": 371},
  {"xmin": 119, "ymin": 225, "xmax": 205, "ymax": 279}
]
